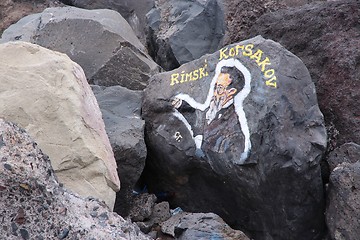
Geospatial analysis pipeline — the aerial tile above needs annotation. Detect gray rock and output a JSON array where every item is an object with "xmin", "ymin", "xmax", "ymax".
[
  {"xmin": 326, "ymin": 161, "xmax": 360, "ymax": 240},
  {"xmin": 150, "ymin": 201, "xmax": 171, "ymax": 225},
  {"xmin": 147, "ymin": 0, "xmax": 225, "ymax": 70},
  {"xmin": 1, "ymin": 6, "xmax": 159, "ymax": 90},
  {"xmin": 160, "ymin": 212, "xmax": 249, "ymax": 239},
  {"xmin": 91, "ymin": 85, "xmax": 147, "ymax": 216},
  {"xmin": 142, "ymin": 36, "xmax": 327, "ymax": 239},
  {"xmin": 0, "ymin": 119, "xmax": 151, "ymax": 240},
  {"xmin": 59, "ymin": 0, "xmax": 155, "ymax": 44},
  {"xmin": 327, "ymin": 142, "xmax": 360, "ymax": 172}
]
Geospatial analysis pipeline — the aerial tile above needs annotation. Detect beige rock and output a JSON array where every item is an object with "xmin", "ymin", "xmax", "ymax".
[{"xmin": 0, "ymin": 41, "xmax": 120, "ymax": 209}]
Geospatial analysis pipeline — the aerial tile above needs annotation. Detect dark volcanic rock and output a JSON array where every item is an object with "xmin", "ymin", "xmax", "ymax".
[
  {"xmin": 223, "ymin": 0, "xmax": 283, "ymax": 46},
  {"xmin": 1, "ymin": 6, "xmax": 159, "ymax": 90},
  {"xmin": 326, "ymin": 161, "xmax": 360, "ymax": 240},
  {"xmin": 92, "ymin": 85, "xmax": 147, "ymax": 216},
  {"xmin": 59, "ymin": 0, "xmax": 155, "ymax": 44},
  {"xmin": 136, "ymin": 201, "xmax": 172, "ymax": 234},
  {"xmin": 146, "ymin": 0, "xmax": 225, "ymax": 70},
  {"xmin": 0, "ymin": 118, "xmax": 150, "ymax": 240},
  {"xmin": 142, "ymin": 36, "xmax": 327, "ymax": 239},
  {"xmin": 247, "ymin": 0, "xmax": 360, "ymax": 150},
  {"xmin": 128, "ymin": 193, "xmax": 157, "ymax": 222},
  {"xmin": 223, "ymin": 0, "xmax": 327, "ymax": 46},
  {"xmin": 327, "ymin": 142, "xmax": 360, "ymax": 172},
  {"xmin": 160, "ymin": 212, "xmax": 250, "ymax": 239}
]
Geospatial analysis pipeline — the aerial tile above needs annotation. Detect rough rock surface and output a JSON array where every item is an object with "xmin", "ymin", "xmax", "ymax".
[
  {"xmin": 142, "ymin": 36, "xmax": 327, "ymax": 239},
  {"xmin": 128, "ymin": 193, "xmax": 157, "ymax": 222},
  {"xmin": 327, "ymin": 142, "xmax": 360, "ymax": 172},
  {"xmin": 147, "ymin": 0, "xmax": 225, "ymax": 70},
  {"xmin": 92, "ymin": 85, "xmax": 147, "ymax": 216},
  {"xmin": 326, "ymin": 161, "xmax": 360, "ymax": 240},
  {"xmin": 0, "ymin": 119, "xmax": 151, "ymax": 240},
  {"xmin": 0, "ymin": 41, "xmax": 120, "ymax": 209},
  {"xmin": 0, "ymin": 0, "xmax": 63, "ymax": 35},
  {"xmin": 1, "ymin": 6, "xmax": 159, "ymax": 90},
  {"xmin": 59, "ymin": 0, "xmax": 155, "ymax": 44},
  {"xmin": 135, "ymin": 201, "xmax": 172, "ymax": 234},
  {"xmin": 223, "ymin": 0, "xmax": 327, "ymax": 46},
  {"xmin": 160, "ymin": 212, "xmax": 250, "ymax": 240},
  {"xmin": 247, "ymin": 0, "xmax": 360, "ymax": 151}
]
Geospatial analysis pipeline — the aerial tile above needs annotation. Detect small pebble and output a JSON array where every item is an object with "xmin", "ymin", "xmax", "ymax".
[
  {"xmin": 19, "ymin": 228, "xmax": 29, "ymax": 240},
  {"xmin": 4, "ymin": 163, "xmax": 12, "ymax": 170},
  {"xmin": 90, "ymin": 211, "xmax": 98, "ymax": 218},
  {"xmin": 58, "ymin": 228, "xmax": 69, "ymax": 239}
]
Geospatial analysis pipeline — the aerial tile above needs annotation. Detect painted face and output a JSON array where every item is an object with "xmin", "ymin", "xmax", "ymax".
[{"xmin": 206, "ymin": 73, "xmax": 237, "ymax": 124}]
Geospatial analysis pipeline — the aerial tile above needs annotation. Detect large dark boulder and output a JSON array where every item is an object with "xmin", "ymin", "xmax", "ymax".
[
  {"xmin": 92, "ymin": 85, "xmax": 147, "ymax": 216},
  {"xmin": 1, "ymin": 6, "xmax": 159, "ymax": 90},
  {"xmin": 326, "ymin": 161, "xmax": 360, "ymax": 240},
  {"xmin": 58, "ymin": 0, "xmax": 155, "ymax": 44},
  {"xmin": 146, "ymin": 0, "xmax": 225, "ymax": 70},
  {"xmin": 223, "ymin": 0, "xmax": 327, "ymax": 46},
  {"xmin": 142, "ymin": 36, "xmax": 327, "ymax": 239},
  {"xmin": 247, "ymin": 0, "xmax": 360, "ymax": 151}
]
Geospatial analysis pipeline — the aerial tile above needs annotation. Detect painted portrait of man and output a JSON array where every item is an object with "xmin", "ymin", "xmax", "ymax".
[{"xmin": 172, "ymin": 58, "xmax": 252, "ymax": 164}]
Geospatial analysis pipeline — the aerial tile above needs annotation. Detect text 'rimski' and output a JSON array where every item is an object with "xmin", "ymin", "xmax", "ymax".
[{"xmin": 170, "ymin": 60, "xmax": 209, "ymax": 86}]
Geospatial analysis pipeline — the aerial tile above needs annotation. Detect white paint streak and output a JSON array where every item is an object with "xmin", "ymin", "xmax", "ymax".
[{"xmin": 173, "ymin": 59, "xmax": 252, "ymax": 163}]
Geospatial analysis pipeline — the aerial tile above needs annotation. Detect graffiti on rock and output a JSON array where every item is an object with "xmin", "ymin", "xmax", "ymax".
[{"xmin": 171, "ymin": 58, "xmax": 252, "ymax": 164}]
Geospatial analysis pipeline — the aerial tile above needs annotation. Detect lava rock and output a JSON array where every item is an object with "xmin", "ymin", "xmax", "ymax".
[
  {"xmin": 327, "ymin": 142, "xmax": 360, "ymax": 172},
  {"xmin": 223, "ymin": 0, "xmax": 328, "ymax": 46},
  {"xmin": 128, "ymin": 193, "xmax": 157, "ymax": 222},
  {"xmin": 142, "ymin": 36, "xmax": 327, "ymax": 239},
  {"xmin": 1, "ymin": 6, "xmax": 159, "ymax": 90},
  {"xmin": 0, "ymin": 118, "xmax": 151, "ymax": 239},
  {"xmin": 146, "ymin": 0, "xmax": 225, "ymax": 70},
  {"xmin": 92, "ymin": 85, "xmax": 147, "ymax": 216},
  {"xmin": 136, "ymin": 201, "xmax": 172, "ymax": 234},
  {"xmin": 326, "ymin": 161, "xmax": 360, "ymax": 240},
  {"xmin": 248, "ymin": 0, "xmax": 360, "ymax": 151}
]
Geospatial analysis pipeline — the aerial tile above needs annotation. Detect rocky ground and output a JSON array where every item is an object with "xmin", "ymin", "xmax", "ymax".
[{"xmin": 0, "ymin": 0, "xmax": 359, "ymax": 239}]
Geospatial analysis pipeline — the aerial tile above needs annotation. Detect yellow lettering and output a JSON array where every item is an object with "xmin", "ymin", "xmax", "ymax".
[
  {"xmin": 243, "ymin": 44, "xmax": 253, "ymax": 57},
  {"xmin": 229, "ymin": 47, "xmax": 236, "ymax": 57},
  {"xmin": 266, "ymin": 76, "xmax": 277, "ymax": 88},
  {"xmin": 219, "ymin": 47, "xmax": 229, "ymax": 60},
  {"xmin": 235, "ymin": 45, "xmax": 244, "ymax": 56},
  {"xmin": 250, "ymin": 49, "xmax": 264, "ymax": 64},
  {"xmin": 264, "ymin": 69, "xmax": 275, "ymax": 78},
  {"xmin": 185, "ymin": 72, "xmax": 193, "ymax": 82},
  {"xmin": 258, "ymin": 57, "xmax": 271, "ymax": 72},
  {"xmin": 180, "ymin": 71, "xmax": 186, "ymax": 83},
  {"xmin": 193, "ymin": 69, "xmax": 199, "ymax": 81},
  {"xmin": 170, "ymin": 73, "xmax": 179, "ymax": 86},
  {"xmin": 199, "ymin": 68, "xmax": 206, "ymax": 79}
]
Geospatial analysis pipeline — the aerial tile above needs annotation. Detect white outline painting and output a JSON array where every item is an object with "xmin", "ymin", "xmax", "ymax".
[{"xmin": 172, "ymin": 58, "xmax": 252, "ymax": 164}]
